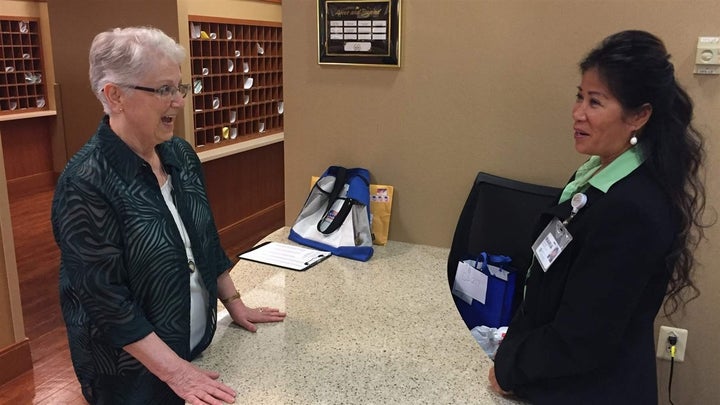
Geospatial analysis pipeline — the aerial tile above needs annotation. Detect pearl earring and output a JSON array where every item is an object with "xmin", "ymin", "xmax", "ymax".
[{"xmin": 630, "ymin": 135, "xmax": 638, "ymax": 145}]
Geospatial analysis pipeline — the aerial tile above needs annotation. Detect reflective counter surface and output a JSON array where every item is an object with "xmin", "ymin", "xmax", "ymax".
[{"xmin": 193, "ymin": 227, "xmax": 523, "ymax": 404}]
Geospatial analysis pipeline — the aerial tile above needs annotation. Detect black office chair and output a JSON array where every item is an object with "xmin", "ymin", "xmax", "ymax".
[{"xmin": 448, "ymin": 172, "xmax": 562, "ymax": 325}]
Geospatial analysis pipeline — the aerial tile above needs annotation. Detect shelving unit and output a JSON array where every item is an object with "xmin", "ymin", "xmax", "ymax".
[
  {"xmin": 188, "ymin": 17, "xmax": 283, "ymax": 149},
  {"xmin": 0, "ymin": 17, "xmax": 47, "ymax": 115}
]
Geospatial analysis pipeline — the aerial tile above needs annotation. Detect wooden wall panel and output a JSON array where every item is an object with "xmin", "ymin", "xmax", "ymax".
[
  {"xmin": 203, "ymin": 141, "xmax": 284, "ymax": 257},
  {"xmin": 0, "ymin": 338, "xmax": 31, "ymax": 387},
  {"xmin": 0, "ymin": 118, "xmax": 53, "ymax": 179},
  {"xmin": 0, "ymin": 117, "xmax": 55, "ymax": 200}
]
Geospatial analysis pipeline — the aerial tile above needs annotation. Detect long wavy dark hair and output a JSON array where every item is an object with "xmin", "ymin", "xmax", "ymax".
[{"xmin": 580, "ymin": 30, "xmax": 709, "ymax": 316}]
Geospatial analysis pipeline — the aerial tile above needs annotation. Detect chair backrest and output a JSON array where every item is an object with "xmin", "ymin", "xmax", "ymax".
[{"xmin": 447, "ymin": 172, "xmax": 562, "ymax": 294}]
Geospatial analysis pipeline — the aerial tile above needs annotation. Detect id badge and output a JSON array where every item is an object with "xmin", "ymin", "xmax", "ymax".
[{"xmin": 532, "ymin": 217, "xmax": 573, "ymax": 272}]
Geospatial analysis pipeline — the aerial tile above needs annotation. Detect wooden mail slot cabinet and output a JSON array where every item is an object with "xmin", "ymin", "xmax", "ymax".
[
  {"xmin": 188, "ymin": 17, "xmax": 283, "ymax": 148},
  {"xmin": 0, "ymin": 17, "xmax": 48, "ymax": 115}
]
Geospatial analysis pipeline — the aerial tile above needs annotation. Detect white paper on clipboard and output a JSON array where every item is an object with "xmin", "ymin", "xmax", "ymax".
[{"xmin": 237, "ymin": 241, "xmax": 331, "ymax": 271}]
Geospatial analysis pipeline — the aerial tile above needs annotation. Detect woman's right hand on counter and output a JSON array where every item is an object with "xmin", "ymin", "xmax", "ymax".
[
  {"xmin": 164, "ymin": 361, "xmax": 237, "ymax": 405},
  {"xmin": 124, "ymin": 332, "xmax": 237, "ymax": 404}
]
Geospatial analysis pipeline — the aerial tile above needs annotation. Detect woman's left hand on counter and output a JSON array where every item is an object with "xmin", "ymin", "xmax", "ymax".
[{"xmin": 227, "ymin": 301, "xmax": 287, "ymax": 333}]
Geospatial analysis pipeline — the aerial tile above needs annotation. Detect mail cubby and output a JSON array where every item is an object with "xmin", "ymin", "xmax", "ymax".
[
  {"xmin": 189, "ymin": 16, "xmax": 283, "ymax": 148},
  {"xmin": 0, "ymin": 17, "xmax": 48, "ymax": 115}
]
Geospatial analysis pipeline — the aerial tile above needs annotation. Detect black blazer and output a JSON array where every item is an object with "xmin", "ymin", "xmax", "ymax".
[{"xmin": 494, "ymin": 164, "xmax": 677, "ymax": 405}]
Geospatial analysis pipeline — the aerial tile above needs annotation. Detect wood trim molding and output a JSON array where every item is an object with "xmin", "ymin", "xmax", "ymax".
[
  {"xmin": 0, "ymin": 110, "xmax": 56, "ymax": 122},
  {"xmin": 0, "ymin": 338, "xmax": 32, "ymax": 387},
  {"xmin": 6, "ymin": 171, "xmax": 55, "ymax": 201},
  {"xmin": 218, "ymin": 201, "xmax": 285, "ymax": 258},
  {"xmin": 197, "ymin": 132, "xmax": 283, "ymax": 163}
]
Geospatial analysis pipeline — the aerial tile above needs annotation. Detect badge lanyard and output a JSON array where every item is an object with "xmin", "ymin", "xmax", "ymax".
[
  {"xmin": 563, "ymin": 192, "xmax": 587, "ymax": 225},
  {"xmin": 532, "ymin": 193, "xmax": 587, "ymax": 272}
]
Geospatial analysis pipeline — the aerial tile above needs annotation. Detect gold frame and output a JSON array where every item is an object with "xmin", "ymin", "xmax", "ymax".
[{"xmin": 317, "ymin": 0, "xmax": 401, "ymax": 67}]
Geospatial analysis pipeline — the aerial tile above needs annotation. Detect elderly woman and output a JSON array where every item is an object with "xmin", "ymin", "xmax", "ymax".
[
  {"xmin": 52, "ymin": 26, "xmax": 285, "ymax": 404},
  {"xmin": 489, "ymin": 30, "xmax": 707, "ymax": 404}
]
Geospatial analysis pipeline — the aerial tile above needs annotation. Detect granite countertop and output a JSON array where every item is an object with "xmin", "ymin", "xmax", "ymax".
[{"xmin": 194, "ymin": 227, "xmax": 524, "ymax": 404}]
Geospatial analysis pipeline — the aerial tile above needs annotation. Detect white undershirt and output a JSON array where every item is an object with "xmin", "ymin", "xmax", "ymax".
[{"xmin": 160, "ymin": 176, "xmax": 209, "ymax": 351}]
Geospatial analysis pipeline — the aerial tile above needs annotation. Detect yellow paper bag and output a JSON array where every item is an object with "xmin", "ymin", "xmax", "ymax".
[
  {"xmin": 311, "ymin": 177, "xmax": 394, "ymax": 245},
  {"xmin": 368, "ymin": 184, "xmax": 394, "ymax": 245}
]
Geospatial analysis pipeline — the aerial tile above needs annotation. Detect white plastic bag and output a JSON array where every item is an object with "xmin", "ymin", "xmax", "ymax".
[{"xmin": 470, "ymin": 325, "xmax": 508, "ymax": 359}]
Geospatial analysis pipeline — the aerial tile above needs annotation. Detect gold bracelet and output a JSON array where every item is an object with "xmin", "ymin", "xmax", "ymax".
[{"xmin": 220, "ymin": 290, "xmax": 241, "ymax": 304}]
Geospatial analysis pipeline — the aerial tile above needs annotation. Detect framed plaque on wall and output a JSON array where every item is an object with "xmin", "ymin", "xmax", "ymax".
[{"xmin": 317, "ymin": 0, "xmax": 401, "ymax": 67}]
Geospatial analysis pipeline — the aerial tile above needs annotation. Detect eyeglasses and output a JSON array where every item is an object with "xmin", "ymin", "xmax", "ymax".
[{"xmin": 126, "ymin": 83, "xmax": 189, "ymax": 99}]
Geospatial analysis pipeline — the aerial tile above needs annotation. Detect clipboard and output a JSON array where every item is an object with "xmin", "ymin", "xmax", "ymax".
[{"xmin": 237, "ymin": 241, "xmax": 332, "ymax": 271}]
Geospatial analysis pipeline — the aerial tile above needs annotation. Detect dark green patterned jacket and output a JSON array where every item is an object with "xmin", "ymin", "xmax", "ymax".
[{"xmin": 52, "ymin": 116, "xmax": 233, "ymax": 404}]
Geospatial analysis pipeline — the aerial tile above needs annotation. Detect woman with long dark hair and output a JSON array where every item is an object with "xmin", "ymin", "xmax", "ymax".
[{"xmin": 489, "ymin": 30, "xmax": 708, "ymax": 404}]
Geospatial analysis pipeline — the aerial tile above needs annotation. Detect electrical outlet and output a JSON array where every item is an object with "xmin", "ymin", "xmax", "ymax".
[{"xmin": 656, "ymin": 326, "xmax": 688, "ymax": 362}]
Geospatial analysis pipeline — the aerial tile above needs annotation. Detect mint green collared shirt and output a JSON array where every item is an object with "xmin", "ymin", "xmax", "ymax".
[{"xmin": 559, "ymin": 147, "xmax": 645, "ymax": 204}]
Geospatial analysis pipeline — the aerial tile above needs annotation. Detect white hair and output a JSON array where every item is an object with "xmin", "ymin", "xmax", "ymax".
[{"xmin": 89, "ymin": 26, "xmax": 185, "ymax": 113}]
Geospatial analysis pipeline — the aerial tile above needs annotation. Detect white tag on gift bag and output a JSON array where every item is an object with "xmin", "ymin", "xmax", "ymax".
[{"xmin": 452, "ymin": 260, "xmax": 489, "ymax": 304}]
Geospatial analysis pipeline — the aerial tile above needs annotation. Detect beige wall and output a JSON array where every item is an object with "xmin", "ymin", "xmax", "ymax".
[{"xmin": 283, "ymin": 1, "xmax": 720, "ymax": 404}]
